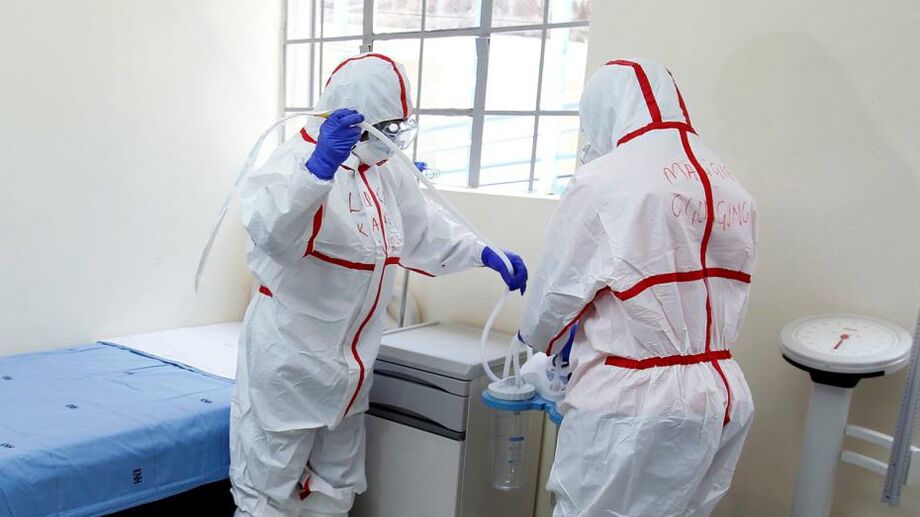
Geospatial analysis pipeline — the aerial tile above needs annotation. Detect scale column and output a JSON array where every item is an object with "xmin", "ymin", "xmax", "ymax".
[{"xmin": 791, "ymin": 382, "xmax": 853, "ymax": 517}]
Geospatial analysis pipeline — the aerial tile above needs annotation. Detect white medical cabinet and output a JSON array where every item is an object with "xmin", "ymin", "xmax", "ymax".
[{"xmin": 352, "ymin": 322, "xmax": 544, "ymax": 517}]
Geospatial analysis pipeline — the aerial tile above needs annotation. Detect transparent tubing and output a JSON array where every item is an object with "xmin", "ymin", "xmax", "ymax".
[
  {"xmin": 197, "ymin": 114, "xmax": 524, "ymax": 386},
  {"xmin": 360, "ymin": 122, "xmax": 523, "ymax": 387},
  {"xmin": 195, "ymin": 112, "xmax": 332, "ymax": 293},
  {"xmin": 482, "ymin": 291, "xmax": 512, "ymax": 384},
  {"xmin": 368, "ymin": 113, "xmax": 541, "ymax": 489}
]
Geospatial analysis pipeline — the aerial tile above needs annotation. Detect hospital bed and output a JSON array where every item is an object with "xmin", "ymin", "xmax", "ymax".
[{"xmin": 0, "ymin": 322, "xmax": 241, "ymax": 516}]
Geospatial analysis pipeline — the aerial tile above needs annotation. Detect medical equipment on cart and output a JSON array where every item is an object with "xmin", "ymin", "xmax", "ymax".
[{"xmin": 352, "ymin": 322, "xmax": 543, "ymax": 517}]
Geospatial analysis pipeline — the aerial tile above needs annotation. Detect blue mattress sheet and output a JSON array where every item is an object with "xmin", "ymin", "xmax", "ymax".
[{"xmin": 0, "ymin": 343, "xmax": 233, "ymax": 516}]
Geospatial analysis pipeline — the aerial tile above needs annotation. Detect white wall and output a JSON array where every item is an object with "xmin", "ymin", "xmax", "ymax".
[
  {"xmin": 0, "ymin": 1, "xmax": 281, "ymax": 355},
  {"xmin": 414, "ymin": 2, "xmax": 920, "ymax": 516}
]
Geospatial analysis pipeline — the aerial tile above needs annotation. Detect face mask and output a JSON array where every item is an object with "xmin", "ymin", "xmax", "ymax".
[
  {"xmin": 579, "ymin": 142, "xmax": 602, "ymax": 165},
  {"xmin": 352, "ymin": 137, "xmax": 392, "ymax": 165}
]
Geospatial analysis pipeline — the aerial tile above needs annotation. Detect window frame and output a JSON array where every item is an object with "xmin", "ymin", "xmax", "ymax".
[{"xmin": 281, "ymin": 0, "xmax": 589, "ymax": 192}]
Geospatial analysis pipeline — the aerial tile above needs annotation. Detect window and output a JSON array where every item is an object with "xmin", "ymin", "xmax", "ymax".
[{"xmin": 282, "ymin": 0, "xmax": 591, "ymax": 194}]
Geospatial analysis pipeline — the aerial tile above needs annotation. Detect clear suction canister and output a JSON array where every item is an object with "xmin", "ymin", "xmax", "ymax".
[
  {"xmin": 490, "ymin": 408, "xmax": 527, "ymax": 490},
  {"xmin": 486, "ymin": 379, "xmax": 535, "ymax": 490}
]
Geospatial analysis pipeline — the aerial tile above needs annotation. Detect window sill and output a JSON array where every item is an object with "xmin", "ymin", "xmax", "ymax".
[{"xmin": 420, "ymin": 183, "xmax": 562, "ymax": 203}]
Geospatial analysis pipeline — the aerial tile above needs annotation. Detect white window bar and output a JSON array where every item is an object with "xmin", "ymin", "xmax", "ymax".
[
  {"xmin": 286, "ymin": 21, "xmax": 589, "ymax": 45},
  {"xmin": 308, "ymin": 0, "xmax": 317, "ymax": 107},
  {"xmin": 526, "ymin": 0, "xmax": 552, "ymax": 191},
  {"xmin": 362, "ymin": 0, "xmax": 374, "ymax": 52},
  {"xmin": 409, "ymin": 0, "xmax": 428, "ymax": 162},
  {"xmin": 281, "ymin": 0, "xmax": 589, "ymax": 191},
  {"xmin": 466, "ymin": 0, "xmax": 494, "ymax": 188},
  {"xmin": 280, "ymin": 0, "xmax": 289, "ymax": 123},
  {"xmin": 317, "ymin": 0, "xmax": 324, "ymax": 102}
]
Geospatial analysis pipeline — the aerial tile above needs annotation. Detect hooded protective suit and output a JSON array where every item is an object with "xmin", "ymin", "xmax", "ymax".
[
  {"xmin": 229, "ymin": 54, "xmax": 486, "ymax": 516},
  {"xmin": 519, "ymin": 59, "xmax": 757, "ymax": 516}
]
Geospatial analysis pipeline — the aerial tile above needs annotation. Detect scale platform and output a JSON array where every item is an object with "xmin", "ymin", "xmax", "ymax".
[{"xmin": 781, "ymin": 313, "xmax": 915, "ymax": 517}]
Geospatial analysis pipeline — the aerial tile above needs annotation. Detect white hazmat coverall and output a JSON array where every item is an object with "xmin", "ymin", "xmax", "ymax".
[
  {"xmin": 229, "ymin": 54, "xmax": 486, "ymax": 517},
  {"xmin": 519, "ymin": 59, "xmax": 757, "ymax": 517}
]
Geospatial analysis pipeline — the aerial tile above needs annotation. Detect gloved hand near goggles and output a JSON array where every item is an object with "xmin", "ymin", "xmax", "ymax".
[{"xmin": 306, "ymin": 109, "xmax": 365, "ymax": 180}]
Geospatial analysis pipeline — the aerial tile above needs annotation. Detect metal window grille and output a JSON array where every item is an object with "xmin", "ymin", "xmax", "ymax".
[{"xmin": 282, "ymin": 0, "xmax": 590, "ymax": 194}]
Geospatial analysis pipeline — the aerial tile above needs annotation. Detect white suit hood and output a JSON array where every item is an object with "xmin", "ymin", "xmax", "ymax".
[
  {"xmin": 579, "ymin": 58, "xmax": 692, "ymax": 155},
  {"xmin": 316, "ymin": 53, "xmax": 414, "ymax": 126}
]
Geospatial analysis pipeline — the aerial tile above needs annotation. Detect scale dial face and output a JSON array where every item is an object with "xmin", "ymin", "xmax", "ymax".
[{"xmin": 780, "ymin": 314, "xmax": 912, "ymax": 374}]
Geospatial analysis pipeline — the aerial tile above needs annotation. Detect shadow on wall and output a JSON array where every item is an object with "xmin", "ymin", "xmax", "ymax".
[{"xmin": 710, "ymin": 32, "xmax": 920, "ymax": 516}]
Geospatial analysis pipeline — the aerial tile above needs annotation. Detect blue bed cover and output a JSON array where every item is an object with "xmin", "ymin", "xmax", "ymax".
[{"xmin": 0, "ymin": 343, "xmax": 233, "ymax": 516}]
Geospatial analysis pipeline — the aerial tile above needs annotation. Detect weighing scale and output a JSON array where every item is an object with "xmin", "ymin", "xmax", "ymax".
[{"xmin": 781, "ymin": 313, "xmax": 918, "ymax": 517}]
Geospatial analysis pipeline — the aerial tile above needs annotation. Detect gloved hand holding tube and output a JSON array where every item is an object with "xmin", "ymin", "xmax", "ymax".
[
  {"xmin": 482, "ymin": 248, "xmax": 528, "ymax": 294},
  {"xmin": 305, "ymin": 109, "xmax": 365, "ymax": 180}
]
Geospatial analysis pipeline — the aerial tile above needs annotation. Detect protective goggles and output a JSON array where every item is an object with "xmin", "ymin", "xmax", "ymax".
[{"xmin": 373, "ymin": 118, "xmax": 418, "ymax": 150}]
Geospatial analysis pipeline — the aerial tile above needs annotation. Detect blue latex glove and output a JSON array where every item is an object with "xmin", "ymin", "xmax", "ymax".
[
  {"xmin": 306, "ymin": 109, "xmax": 365, "ymax": 180},
  {"xmin": 557, "ymin": 322, "xmax": 578, "ymax": 367},
  {"xmin": 481, "ymin": 247, "xmax": 528, "ymax": 294},
  {"xmin": 414, "ymin": 161, "xmax": 428, "ymax": 172}
]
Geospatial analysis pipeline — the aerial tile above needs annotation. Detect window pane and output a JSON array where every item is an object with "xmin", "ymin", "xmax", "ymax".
[
  {"xmin": 532, "ymin": 115, "xmax": 579, "ymax": 195},
  {"xmin": 287, "ymin": 0, "xmax": 316, "ymax": 40},
  {"xmin": 416, "ymin": 115, "xmax": 473, "ymax": 187},
  {"xmin": 493, "ymin": 0, "xmax": 544, "ymax": 27},
  {"xmin": 319, "ymin": 41, "xmax": 364, "ymax": 93},
  {"xmin": 421, "ymin": 37, "xmax": 476, "ymax": 109},
  {"xmin": 486, "ymin": 31, "xmax": 542, "ymax": 110},
  {"xmin": 425, "ymin": 0, "xmax": 479, "ymax": 30},
  {"xmin": 540, "ymin": 28, "xmax": 588, "ymax": 110},
  {"xmin": 372, "ymin": 39, "xmax": 421, "ymax": 103},
  {"xmin": 286, "ymin": 43, "xmax": 316, "ymax": 108},
  {"xmin": 374, "ymin": 0, "xmax": 422, "ymax": 33},
  {"xmin": 549, "ymin": 0, "xmax": 591, "ymax": 23},
  {"xmin": 322, "ymin": 0, "xmax": 364, "ymax": 37},
  {"xmin": 479, "ymin": 116, "xmax": 535, "ymax": 188}
]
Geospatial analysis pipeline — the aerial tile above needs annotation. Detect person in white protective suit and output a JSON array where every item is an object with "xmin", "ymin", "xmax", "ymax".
[
  {"xmin": 517, "ymin": 59, "xmax": 757, "ymax": 517},
  {"xmin": 229, "ymin": 53, "xmax": 527, "ymax": 517}
]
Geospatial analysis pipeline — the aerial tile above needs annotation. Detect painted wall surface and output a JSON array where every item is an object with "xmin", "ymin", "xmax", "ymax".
[{"xmin": 0, "ymin": 1, "xmax": 281, "ymax": 354}]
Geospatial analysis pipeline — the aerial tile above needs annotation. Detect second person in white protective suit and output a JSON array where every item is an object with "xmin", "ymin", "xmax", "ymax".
[
  {"xmin": 229, "ymin": 53, "xmax": 528, "ymax": 517},
  {"xmin": 518, "ymin": 59, "xmax": 757, "ymax": 516}
]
